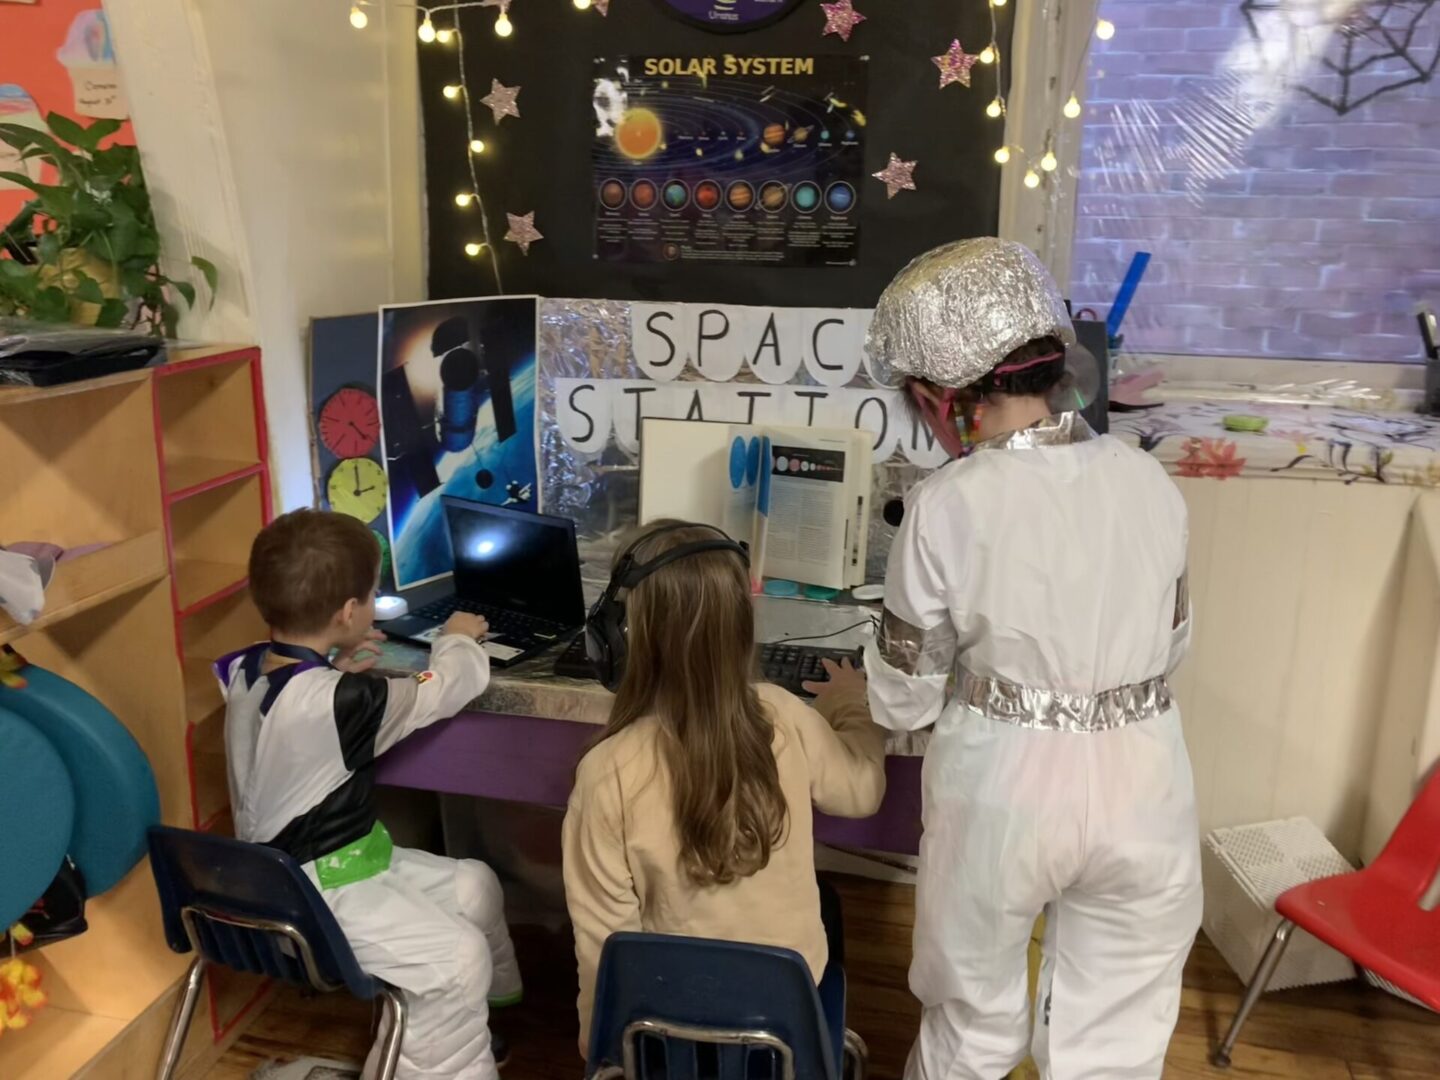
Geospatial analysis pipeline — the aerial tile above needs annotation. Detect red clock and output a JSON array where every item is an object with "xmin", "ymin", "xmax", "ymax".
[{"xmin": 318, "ymin": 387, "xmax": 381, "ymax": 458}]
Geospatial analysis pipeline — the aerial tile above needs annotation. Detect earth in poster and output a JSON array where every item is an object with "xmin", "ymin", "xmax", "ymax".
[
  {"xmin": 592, "ymin": 54, "xmax": 867, "ymax": 268},
  {"xmin": 378, "ymin": 296, "xmax": 539, "ymax": 588}
]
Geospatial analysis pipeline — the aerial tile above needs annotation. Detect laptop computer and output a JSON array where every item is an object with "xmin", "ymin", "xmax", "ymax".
[{"xmin": 383, "ymin": 497, "xmax": 585, "ymax": 667}]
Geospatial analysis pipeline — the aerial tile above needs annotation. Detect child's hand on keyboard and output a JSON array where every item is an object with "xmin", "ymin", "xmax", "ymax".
[
  {"xmin": 802, "ymin": 658, "xmax": 865, "ymax": 705},
  {"xmin": 443, "ymin": 612, "xmax": 490, "ymax": 641}
]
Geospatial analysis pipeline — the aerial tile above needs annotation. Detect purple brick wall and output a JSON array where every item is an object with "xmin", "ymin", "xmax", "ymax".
[{"xmin": 1069, "ymin": 0, "xmax": 1440, "ymax": 362}]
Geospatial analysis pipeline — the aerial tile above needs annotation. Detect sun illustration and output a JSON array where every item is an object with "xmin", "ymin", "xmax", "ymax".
[{"xmin": 615, "ymin": 108, "xmax": 664, "ymax": 161}]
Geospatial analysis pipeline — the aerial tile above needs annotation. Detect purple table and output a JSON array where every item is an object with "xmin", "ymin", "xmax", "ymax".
[{"xmin": 376, "ymin": 711, "xmax": 924, "ymax": 855}]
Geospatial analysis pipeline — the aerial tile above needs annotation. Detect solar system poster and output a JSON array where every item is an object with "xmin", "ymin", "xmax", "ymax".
[
  {"xmin": 378, "ymin": 296, "xmax": 540, "ymax": 589},
  {"xmin": 591, "ymin": 55, "xmax": 867, "ymax": 268}
]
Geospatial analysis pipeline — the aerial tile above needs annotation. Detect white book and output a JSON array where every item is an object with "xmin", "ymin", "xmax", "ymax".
[{"xmin": 639, "ymin": 418, "xmax": 872, "ymax": 591}]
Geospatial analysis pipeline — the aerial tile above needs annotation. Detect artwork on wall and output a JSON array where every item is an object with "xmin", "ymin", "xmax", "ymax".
[
  {"xmin": 310, "ymin": 313, "xmax": 395, "ymax": 587},
  {"xmin": 652, "ymin": 0, "xmax": 807, "ymax": 33},
  {"xmin": 379, "ymin": 296, "xmax": 540, "ymax": 589},
  {"xmin": 592, "ymin": 54, "xmax": 867, "ymax": 267}
]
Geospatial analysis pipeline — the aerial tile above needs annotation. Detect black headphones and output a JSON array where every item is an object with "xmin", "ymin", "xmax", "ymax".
[{"xmin": 583, "ymin": 522, "xmax": 750, "ymax": 692}]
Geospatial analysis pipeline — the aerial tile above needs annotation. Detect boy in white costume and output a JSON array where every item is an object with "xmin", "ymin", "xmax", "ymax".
[
  {"xmin": 863, "ymin": 239, "xmax": 1198, "ymax": 1080},
  {"xmin": 220, "ymin": 510, "xmax": 522, "ymax": 1080}
]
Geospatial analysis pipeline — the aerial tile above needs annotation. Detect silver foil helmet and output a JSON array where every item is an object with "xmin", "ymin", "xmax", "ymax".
[{"xmin": 866, "ymin": 237, "xmax": 1076, "ymax": 390}]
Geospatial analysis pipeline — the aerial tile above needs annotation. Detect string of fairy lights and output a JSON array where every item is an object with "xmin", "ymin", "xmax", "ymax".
[{"xmin": 344, "ymin": 0, "xmax": 1118, "ymax": 271}]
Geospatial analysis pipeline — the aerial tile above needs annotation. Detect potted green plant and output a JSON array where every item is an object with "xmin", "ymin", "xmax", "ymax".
[{"xmin": 0, "ymin": 112, "xmax": 215, "ymax": 337}]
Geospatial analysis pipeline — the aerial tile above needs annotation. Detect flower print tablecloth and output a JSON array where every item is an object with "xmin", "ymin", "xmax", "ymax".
[{"xmin": 1110, "ymin": 400, "xmax": 1440, "ymax": 487}]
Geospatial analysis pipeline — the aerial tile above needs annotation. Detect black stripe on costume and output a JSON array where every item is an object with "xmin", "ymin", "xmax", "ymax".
[
  {"xmin": 266, "ymin": 766, "xmax": 377, "ymax": 866},
  {"xmin": 333, "ymin": 673, "xmax": 389, "ymax": 772}
]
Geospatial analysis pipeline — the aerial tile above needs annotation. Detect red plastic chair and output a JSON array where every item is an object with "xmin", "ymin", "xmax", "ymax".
[{"xmin": 1213, "ymin": 767, "xmax": 1440, "ymax": 1068}]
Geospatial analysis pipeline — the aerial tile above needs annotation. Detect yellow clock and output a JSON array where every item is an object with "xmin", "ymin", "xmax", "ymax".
[{"xmin": 328, "ymin": 457, "xmax": 389, "ymax": 523}]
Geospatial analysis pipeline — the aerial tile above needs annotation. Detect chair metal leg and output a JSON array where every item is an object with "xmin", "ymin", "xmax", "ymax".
[
  {"xmin": 1212, "ymin": 919, "xmax": 1295, "ymax": 1069},
  {"xmin": 155, "ymin": 958, "xmax": 207, "ymax": 1080},
  {"xmin": 843, "ymin": 1028, "xmax": 869, "ymax": 1080},
  {"xmin": 374, "ymin": 982, "xmax": 408, "ymax": 1080}
]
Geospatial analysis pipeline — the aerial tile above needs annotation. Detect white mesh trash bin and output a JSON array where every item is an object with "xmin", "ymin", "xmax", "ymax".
[{"xmin": 1202, "ymin": 818, "xmax": 1357, "ymax": 990}]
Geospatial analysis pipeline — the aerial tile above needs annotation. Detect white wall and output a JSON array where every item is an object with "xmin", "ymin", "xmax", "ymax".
[{"xmin": 107, "ymin": 0, "xmax": 424, "ymax": 512}]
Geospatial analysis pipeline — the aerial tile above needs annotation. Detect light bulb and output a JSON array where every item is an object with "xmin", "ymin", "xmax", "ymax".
[
  {"xmin": 994, "ymin": 146, "xmax": 1011, "ymax": 164},
  {"xmin": 1096, "ymin": 18, "xmax": 1116, "ymax": 40},
  {"xmin": 418, "ymin": 16, "xmax": 437, "ymax": 43},
  {"xmin": 1041, "ymin": 150, "xmax": 1058, "ymax": 172},
  {"xmin": 495, "ymin": 12, "xmax": 513, "ymax": 37},
  {"xmin": 575, "ymin": 0, "xmax": 593, "ymax": 8},
  {"xmin": 436, "ymin": 28, "xmax": 454, "ymax": 43},
  {"xmin": 979, "ymin": 46, "xmax": 996, "ymax": 64},
  {"xmin": 465, "ymin": 242, "xmax": 485, "ymax": 257},
  {"xmin": 442, "ymin": 84, "xmax": 461, "ymax": 100},
  {"xmin": 1024, "ymin": 169, "xmax": 1041, "ymax": 189},
  {"xmin": 469, "ymin": 138, "xmax": 487, "ymax": 154},
  {"xmin": 455, "ymin": 192, "xmax": 473, "ymax": 207},
  {"xmin": 349, "ymin": 5, "xmax": 369, "ymax": 29},
  {"xmin": 986, "ymin": 98, "xmax": 1004, "ymax": 119},
  {"xmin": 1064, "ymin": 94, "xmax": 1082, "ymax": 119}
]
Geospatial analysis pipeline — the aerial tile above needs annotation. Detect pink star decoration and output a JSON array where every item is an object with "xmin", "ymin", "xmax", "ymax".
[
  {"xmin": 872, "ymin": 153, "xmax": 917, "ymax": 198},
  {"xmin": 820, "ymin": 0, "xmax": 866, "ymax": 42},
  {"xmin": 481, "ymin": 79, "xmax": 521, "ymax": 124},
  {"xmin": 505, "ymin": 211, "xmax": 543, "ymax": 255},
  {"xmin": 593, "ymin": 0, "xmax": 610, "ymax": 12},
  {"xmin": 933, "ymin": 39, "xmax": 979, "ymax": 89}
]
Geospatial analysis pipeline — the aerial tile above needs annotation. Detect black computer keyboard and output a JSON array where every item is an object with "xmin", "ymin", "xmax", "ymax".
[
  {"xmin": 412, "ymin": 596, "xmax": 564, "ymax": 643},
  {"xmin": 553, "ymin": 635, "xmax": 862, "ymax": 698},
  {"xmin": 758, "ymin": 642, "xmax": 864, "ymax": 698}
]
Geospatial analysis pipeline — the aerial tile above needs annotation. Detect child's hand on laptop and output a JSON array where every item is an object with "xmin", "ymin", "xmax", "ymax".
[
  {"xmin": 334, "ymin": 629, "xmax": 385, "ymax": 674},
  {"xmin": 443, "ymin": 612, "xmax": 490, "ymax": 641}
]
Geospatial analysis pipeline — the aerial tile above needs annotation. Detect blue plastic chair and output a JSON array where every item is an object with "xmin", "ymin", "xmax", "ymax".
[
  {"xmin": 147, "ymin": 826, "xmax": 407, "ymax": 1080},
  {"xmin": 585, "ymin": 932, "xmax": 867, "ymax": 1080}
]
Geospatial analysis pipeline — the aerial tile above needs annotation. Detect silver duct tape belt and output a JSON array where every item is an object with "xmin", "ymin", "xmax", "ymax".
[{"xmin": 957, "ymin": 671, "xmax": 1174, "ymax": 733}]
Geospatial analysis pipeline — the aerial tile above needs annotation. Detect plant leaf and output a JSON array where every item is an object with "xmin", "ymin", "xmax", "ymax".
[
  {"xmin": 0, "ymin": 170, "xmax": 42, "ymax": 195},
  {"xmin": 191, "ymin": 256, "xmax": 219, "ymax": 297},
  {"xmin": 32, "ymin": 285, "xmax": 71, "ymax": 323},
  {"xmin": 46, "ymin": 113, "xmax": 92, "ymax": 152},
  {"xmin": 174, "ymin": 280, "xmax": 197, "ymax": 308},
  {"xmin": 73, "ymin": 270, "xmax": 105, "ymax": 304},
  {"xmin": 96, "ymin": 297, "xmax": 129, "ymax": 328},
  {"xmin": 36, "ymin": 231, "xmax": 60, "ymax": 265},
  {"xmin": 83, "ymin": 118, "xmax": 123, "ymax": 148}
]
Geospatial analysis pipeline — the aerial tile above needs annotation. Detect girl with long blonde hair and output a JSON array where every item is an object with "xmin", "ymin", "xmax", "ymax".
[{"xmin": 562, "ymin": 521, "xmax": 887, "ymax": 1055}]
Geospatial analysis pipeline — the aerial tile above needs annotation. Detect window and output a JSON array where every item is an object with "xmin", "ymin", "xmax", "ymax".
[{"xmin": 1068, "ymin": 0, "xmax": 1440, "ymax": 362}]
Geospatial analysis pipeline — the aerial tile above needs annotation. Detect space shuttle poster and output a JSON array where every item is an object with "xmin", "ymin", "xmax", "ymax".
[{"xmin": 378, "ymin": 296, "xmax": 540, "ymax": 588}]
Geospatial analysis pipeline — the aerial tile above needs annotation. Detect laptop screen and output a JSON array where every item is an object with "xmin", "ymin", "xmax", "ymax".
[{"xmin": 441, "ymin": 497, "xmax": 584, "ymax": 627}]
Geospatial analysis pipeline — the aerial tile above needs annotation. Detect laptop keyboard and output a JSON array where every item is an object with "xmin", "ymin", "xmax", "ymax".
[{"xmin": 411, "ymin": 596, "xmax": 566, "ymax": 642}]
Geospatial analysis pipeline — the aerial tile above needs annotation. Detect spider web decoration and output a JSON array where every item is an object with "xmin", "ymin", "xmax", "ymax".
[{"xmin": 1240, "ymin": 0, "xmax": 1440, "ymax": 115}]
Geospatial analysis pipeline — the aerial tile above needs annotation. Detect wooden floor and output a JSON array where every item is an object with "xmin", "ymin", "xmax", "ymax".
[{"xmin": 204, "ymin": 874, "xmax": 1439, "ymax": 1080}]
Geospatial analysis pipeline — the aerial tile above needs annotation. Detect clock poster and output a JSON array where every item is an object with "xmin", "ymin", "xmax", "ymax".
[
  {"xmin": 654, "ymin": 0, "xmax": 806, "ymax": 32},
  {"xmin": 378, "ymin": 296, "xmax": 540, "ymax": 589}
]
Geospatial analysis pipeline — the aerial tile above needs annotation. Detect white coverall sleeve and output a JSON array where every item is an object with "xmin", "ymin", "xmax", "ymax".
[
  {"xmin": 865, "ymin": 495, "xmax": 959, "ymax": 732},
  {"xmin": 1167, "ymin": 531, "xmax": 1192, "ymax": 675},
  {"xmin": 562, "ymin": 752, "xmax": 642, "ymax": 1057},
  {"xmin": 372, "ymin": 634, "xmax": 491, "ymax": 756}
]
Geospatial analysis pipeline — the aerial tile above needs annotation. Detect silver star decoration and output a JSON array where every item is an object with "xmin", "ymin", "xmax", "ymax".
[
  {"xmin": 481, "ymin": 79, "xmax": 521, "ymax": 124},
  {"xmin": 505, "ymin": 211, "xmax": 543, "ymax": 255},
  {"xmin": 933, "ymin": 39, "xmax": 980, "ymax": 89},
  {"xmin": 593, "ymin": 0, "xmax": 610, "ymax": 12},
  {"xmin": 820, "ymin": 0, "xmax": 866, "ymax": 42},
  {"xmin": 872, "ymin": 153, "xmax": 917, "ymax": 198}
]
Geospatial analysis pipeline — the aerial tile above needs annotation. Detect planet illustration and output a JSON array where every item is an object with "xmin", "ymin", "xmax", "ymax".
[
  {"xmin": 695, "ymin": 180, "xmax": 721, "ymax": 211},
  {"xmin": 663, "ymin": 243, "xmax": 681, "ymax": 261},
  {"xmin": 631, "ymin": 179, "xmax": 658, "ymax": 209},
  {"xmin": 763, "ymin": 122, "xmax": 786, "ymax": 148},
  {"xmin": 825, "ymin": 182, "xmax": 855, "ymax": 213},
  {"xmin": 793, "ymin": 182, "xmax": 820, "ymax": 212},
  {"xmin": 760, "ymin": 182, "xmax": 787, "ymax": 212},
  {"xmin": 792, "ymin": 126, "xmax": 812, "ymax": 144},
  {"xmin": 663, "ymin": 180, "xmax": 689, "ymax": 209},
  {"xmin": 394, "ymin": 359, "xmax": 537, "ymax": 588},
  {"xmin": 599, "ymin": 179, "xmax": 625, "ymax": 209},
  {"xmin": 727, "ymin": 182, "xmax": 754, "ymax": 211},
  {"xmin": 615, "ymin": 107, "xmax": 663, "ymax": 160}
]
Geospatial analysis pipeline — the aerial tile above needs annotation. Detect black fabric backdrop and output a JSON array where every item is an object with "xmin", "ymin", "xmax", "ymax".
[{"xmin": 419, "ymin": 0, "xmax": 1013, "ymax": 307}]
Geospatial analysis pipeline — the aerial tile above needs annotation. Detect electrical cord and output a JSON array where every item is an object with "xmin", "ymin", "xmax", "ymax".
[{"xmin": 763, "ymin": 618, "xmax": 876, "ymax": 647}]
